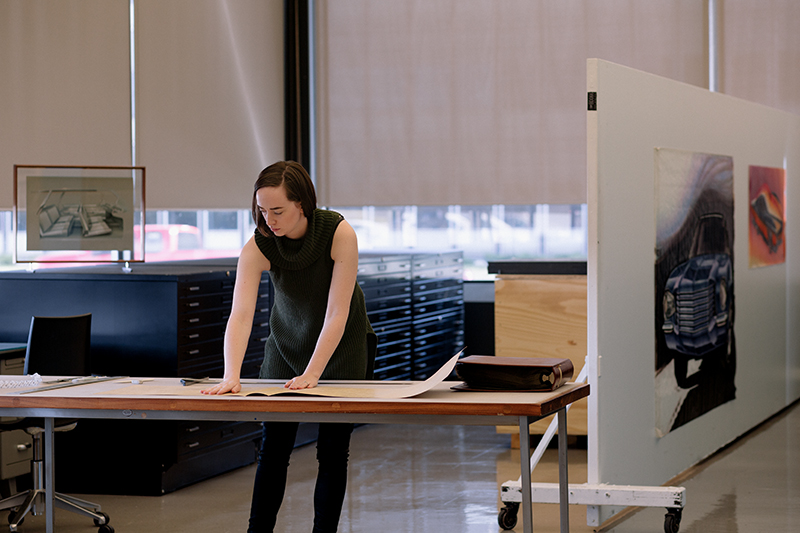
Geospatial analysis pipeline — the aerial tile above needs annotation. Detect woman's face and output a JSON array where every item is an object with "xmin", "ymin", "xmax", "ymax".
[{"xmin": 256, "ymin": 185, "xmax": 307, "ymax": 239}]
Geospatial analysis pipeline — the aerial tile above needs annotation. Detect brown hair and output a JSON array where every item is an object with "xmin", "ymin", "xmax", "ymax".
[{"xmin": 252, "ymin": 161, "xmax": 317, "ymax": 237}]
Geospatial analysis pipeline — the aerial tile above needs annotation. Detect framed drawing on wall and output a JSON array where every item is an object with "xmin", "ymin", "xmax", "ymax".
[{"xmin": 13, "ymin": 165, "xmax": 145, "ymax": 264}]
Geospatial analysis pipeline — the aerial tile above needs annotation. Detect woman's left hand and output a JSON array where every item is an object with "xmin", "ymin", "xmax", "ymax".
[{"xmin": 285, "ymin": 374, "xmax": 319, "ymax": 389}]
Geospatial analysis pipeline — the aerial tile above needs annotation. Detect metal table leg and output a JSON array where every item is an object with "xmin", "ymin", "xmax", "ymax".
[
  {"xmin": 557, "ymin": 407, "xmax": 570, "ymax": 533},
  {"xmin": 45, "ymin": 418, "xmax": 55, "ymax": 533},
  {"xmin": 519, "ymin": 416, "xmax": 533, "ymax": 533}
]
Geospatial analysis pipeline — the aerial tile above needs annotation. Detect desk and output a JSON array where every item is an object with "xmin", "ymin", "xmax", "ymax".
[
  {"xmin": 0, "ymin": 344, "xmax": 26, "ymax": 359},
  {"xmin": 0, "ymin": 378, "xmax": 589, "ymax": 533}
]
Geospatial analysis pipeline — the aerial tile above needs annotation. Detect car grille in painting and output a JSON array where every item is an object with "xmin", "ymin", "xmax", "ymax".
[{"xmin": 675, "ymin": 283, "xmax": 714, "ymax": 335}]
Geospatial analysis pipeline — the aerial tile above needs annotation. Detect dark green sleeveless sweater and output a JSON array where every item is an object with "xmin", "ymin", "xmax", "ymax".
[{"xmin": 254, "ymin": 208, "xmax": 375, "ymax": 380}]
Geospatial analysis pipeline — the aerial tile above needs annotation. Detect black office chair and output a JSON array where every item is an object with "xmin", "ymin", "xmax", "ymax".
[{"xmin": 0, "ymin": 314, "xmax": 113, "ymax": 533}]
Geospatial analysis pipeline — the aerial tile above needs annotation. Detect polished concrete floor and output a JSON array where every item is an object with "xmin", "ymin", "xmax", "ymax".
[{"xmin": 10, "ymin": 399, "xmax": 800, "ymax": 532}]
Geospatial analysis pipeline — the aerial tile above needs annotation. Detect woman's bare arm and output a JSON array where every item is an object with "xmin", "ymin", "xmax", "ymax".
[{"xmin": 202, "ymin": 237, "xmax": 270, "ymax": 395}]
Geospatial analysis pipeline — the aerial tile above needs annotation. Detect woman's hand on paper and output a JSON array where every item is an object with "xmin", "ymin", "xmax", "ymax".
[
  {"xmin": 201, "ymin": 378, "xmax": 241, "ymax": 395},
  {"xmin": 285, "ymin": 373, "xmax": 318, "ymax": 390}
]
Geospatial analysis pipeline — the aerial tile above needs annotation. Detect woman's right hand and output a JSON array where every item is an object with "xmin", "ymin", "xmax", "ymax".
[{"xmin": 201, "ymin": 378, "xmax": 242, "ymax": 395}]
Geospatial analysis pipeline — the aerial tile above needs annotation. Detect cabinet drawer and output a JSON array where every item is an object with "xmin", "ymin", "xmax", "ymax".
[
  {"xmin": 374, "ymin": 361, "xmax": 412, "ymax": 381},
  {"xmin": 366, "ymin": 295, "xmax": 412, "ymax": 313},
  {"xmin": 412, "ymin": 252, "xmax": 463, "ymax": 271},
  {"xmin": 178, "ymin": 278, "xmax": 234, "ymax": 297},
  {"xmin": 178, "ymin": 308, "xmax": 230, "ymax": 329},
  {"xmin": 358, "ymin": 257, "xmax": 411, "ymax": 277},
  {"xmin": 178, "ymin": 323, "xmax": 226, "ymax": 346},
  {"xmin": 376, "ymin": 338, "xmax": 412, "ymax": 358},
  {"xmin": 177, "ymin": 421, "xmax": 260, "ymax": 460},
  {"xmin": 361, "ymin": 282, "xmax": 411, "ymax": 301},
  {"xmin": 413, "ymin": 296, "xmax": 464, "ymax": 317},
  {"xmin": 177, "ymin": 340, "xmax": 224, "ymax": 362},
  {"xmin": 412, "ymin": 285, "xmax": 463, "ymax": 304},
  {"xmin": 412, "ymin": 277, "xmax": 462, "ymax": 292},
  {"xmin": 0, "ymin": 429, "xmax": 31, "ymax": 480},
  {"xmin": 375, "ymin": 349, "xmax": 412, "ymax": 367},
  {"xmin": 367, "ymin": 306, "xmax": 413, "ymax": 326},
  {"xmin": 180, "ymin": 293, "xmax": 233, "ymax": 313}
]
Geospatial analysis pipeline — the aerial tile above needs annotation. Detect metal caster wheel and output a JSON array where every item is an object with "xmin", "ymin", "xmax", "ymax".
[
  {"xmin": 7, "ymin": 510, "xmax": 23, "ymax": 528},
  {"xmin": 498, "ymin": 502, "xmax": 519, "ymax": 530},
  {"xmin": 98, "ymin": 525, "xmax": 115, "ymax": 533},
  {"xmin": 664, "ymin": 507, "xmax": 682, "ymax": 533},
  {"xmin": 93, "ymin": 511, "xmax": 111, "ymax": 527}
]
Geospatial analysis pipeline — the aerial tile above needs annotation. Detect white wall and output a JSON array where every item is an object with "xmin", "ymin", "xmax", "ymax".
[{"xmin": 586, "ymin": 58, "xmax": 800, "ymax": 524}]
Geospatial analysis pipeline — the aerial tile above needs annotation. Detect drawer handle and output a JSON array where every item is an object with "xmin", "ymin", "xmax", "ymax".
[
  {"xmin": 189, "ymin": 318, "xmax": 200, "ymax": 323},
  {"xmin": 188, "ymin": 334, "xmax": 200, "ymax": 339},
  {"xmin": 189, "ymin": 350, "xmax": 200, "ymax": 355},
  {"xmin": 16, "ymin": 443, "xmax": 31, "ymax": 452},
  {"xmin": 188, "ymin": 286, "xmax": 201, "ymax": 291},
  {"xmin": 186, "ymin": 426, "xmax": 201, "ymax": 433},
  {"xmin": 188, "ymin": 302, "xmax": 200, "ymax": 307},
  {"xmin": 187, "ymin": 442, "xmax": 200, "ymax": 448}
]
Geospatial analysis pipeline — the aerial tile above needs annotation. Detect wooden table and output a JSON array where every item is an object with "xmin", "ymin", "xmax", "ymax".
[{"xmin": 0, "ymin": 378, "xmax": 590, "ymax": 533}]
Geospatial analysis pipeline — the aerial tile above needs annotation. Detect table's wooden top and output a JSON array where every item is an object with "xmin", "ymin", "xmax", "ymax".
[{"xmin": 0, "ymin": 378, "xmax": 590, "ymax": 419}]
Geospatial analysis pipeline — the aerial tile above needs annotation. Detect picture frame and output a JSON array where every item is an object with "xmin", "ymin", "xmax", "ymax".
[{"xmin": 13, "ymin": 165, "xmax": 145, "ymax": 264}]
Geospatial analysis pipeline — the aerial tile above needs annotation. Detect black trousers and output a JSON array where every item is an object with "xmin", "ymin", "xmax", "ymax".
[{"xmin": 247, "ymin": 421, "xmax": 355, "ymax": 533}]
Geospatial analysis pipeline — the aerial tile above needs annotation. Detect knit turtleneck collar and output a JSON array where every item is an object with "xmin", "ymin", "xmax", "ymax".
[{"xmin": 255, "ymin": 209, "xmax": 342, "ymax": 271}]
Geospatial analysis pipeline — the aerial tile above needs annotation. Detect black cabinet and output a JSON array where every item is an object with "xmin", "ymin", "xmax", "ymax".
[
  {"xmin": 359, "ymin": 254, "xmax": 413, "ymax": 380},
  {"xmin": 410, "ymin": 252, "xmax": 465, "ymax": 379},
  {"xmin": 360, "ymin": 251, "xmax": 464, "ymax": 381},
  {"xmin": 0, "ymin": 263, "xmax": 267, "ymax": 495}
]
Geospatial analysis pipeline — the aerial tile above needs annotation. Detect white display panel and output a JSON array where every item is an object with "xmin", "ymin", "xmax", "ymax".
[{"xmin": 586, "ymin": 59, "xmax": 800, "ymax": 524}]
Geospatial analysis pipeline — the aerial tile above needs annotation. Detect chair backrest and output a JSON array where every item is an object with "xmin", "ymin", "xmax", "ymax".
[{"xmin": 25, "ymin": 314, "xmax": 92, "ymax": 376}]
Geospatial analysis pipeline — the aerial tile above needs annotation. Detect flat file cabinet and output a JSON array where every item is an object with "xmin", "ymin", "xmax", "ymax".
[
  {"xmin": 360, "ymin": 251, "xmax": 464, "ymax": 381},
  {"xmin": 0, "ymin": 264, "xmax": 267, "ymax": 495}
]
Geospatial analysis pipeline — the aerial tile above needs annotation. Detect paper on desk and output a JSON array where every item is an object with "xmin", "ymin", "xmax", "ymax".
[
  {"xmin": 237, "ymin": 349, "xmax": 462, "ymax": 399},
  {"xmin": 100, "ymin": 349, "xmax": 464, "ymax": 399}
]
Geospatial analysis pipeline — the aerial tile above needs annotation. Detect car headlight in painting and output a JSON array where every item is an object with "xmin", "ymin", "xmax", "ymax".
[
  {"xmin": 716, "ymin": 278, "xmax": 729, "ymax": 327},
  {"xmin": 662, "ymin": 290, "xmax": 676, "ymax": 333}
]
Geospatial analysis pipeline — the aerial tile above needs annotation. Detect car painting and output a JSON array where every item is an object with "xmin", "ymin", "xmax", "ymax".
[
  {"xmin": 661, "ymin": 213, "xmax": 732, "ymax": 358},
  {"xmin": 749, "ymin": 188, "xmax": 783, "ymax": 254}
]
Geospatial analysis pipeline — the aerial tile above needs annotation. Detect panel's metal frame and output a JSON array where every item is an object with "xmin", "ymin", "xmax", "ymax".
[
  {"xmin": 498, "ymin": 365, "xmax": 685, "ymax": 530},
  {"xmin": 500, "ymin": 409, "xmax": 685, "ymax": 530}
]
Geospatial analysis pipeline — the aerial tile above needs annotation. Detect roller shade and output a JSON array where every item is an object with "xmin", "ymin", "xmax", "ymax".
[
  {"xmin": 135, "ymin": 0, "xmax": 284, "ymax": 209},
  {"xmin": 0, "ymin": 0, "xmax": 131, "ymax": 209},
  {"xmin": 720, "ymin": 0, "xmax": 800, "ymax": 115},
  {"xmin": 314, "ymin": 0, "xmax": 706, "ymax": 207}
]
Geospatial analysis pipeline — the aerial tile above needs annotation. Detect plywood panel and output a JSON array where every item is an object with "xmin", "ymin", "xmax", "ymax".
[{"xmin": 494, "ymin": 274, "xmax": 587, "ymax": 437}]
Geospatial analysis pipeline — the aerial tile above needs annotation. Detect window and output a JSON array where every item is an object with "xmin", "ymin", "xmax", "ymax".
[{"xmin": 0, "ymin": 205, "xmax": 587, "ymax": 276}]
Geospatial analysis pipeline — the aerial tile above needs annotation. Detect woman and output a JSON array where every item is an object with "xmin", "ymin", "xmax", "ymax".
[{"xmin": 202, "ymin": 161, "xmax": 375, "ymax": 533}]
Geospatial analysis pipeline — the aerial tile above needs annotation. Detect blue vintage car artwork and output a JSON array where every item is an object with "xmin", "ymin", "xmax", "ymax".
[{"xmin": 661, "ymin": 213, "xmax": 732, "ymax": 358}]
